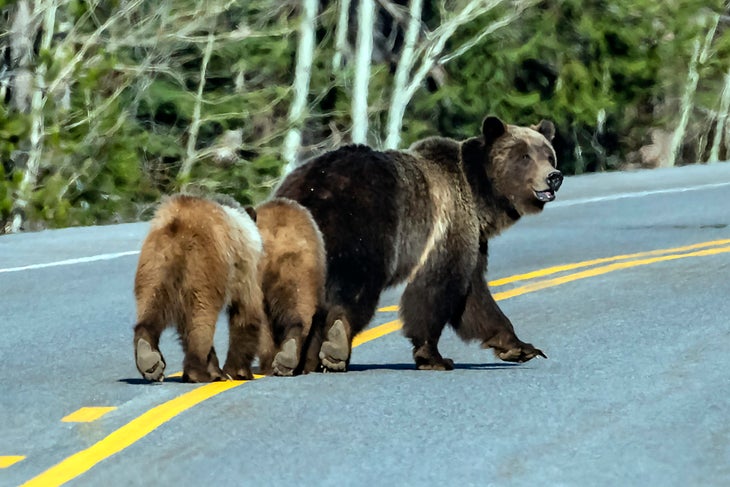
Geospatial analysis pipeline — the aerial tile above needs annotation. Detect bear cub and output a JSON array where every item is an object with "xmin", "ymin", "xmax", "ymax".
[
  {"xmin": 133, "ymin": 194, "xmax": 264, "ymax": 383},
  {"xmin": 253, "ymin": 197, "xmax": 327, "ymax": 376}
]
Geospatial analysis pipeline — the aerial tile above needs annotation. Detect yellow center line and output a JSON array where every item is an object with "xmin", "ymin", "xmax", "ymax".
[
  {"xmin": 61, "ymin": 407, "xmax": 117, "ymax": 423},
  {"xmin": 21, "ymin": 381, "xmax": 245, "ymax": 487},
  {"xmin": 20, "ymin": 239, "xmax": 730, "ymax": 486},
  {"xmin": 492, "ymin": 245, "xmax": 730, "ymax": 301},
  {"xmin": 488, "ymin": 238, "xmax": 730, "ymax": 287},
  {"xmin": 0, "ymin": 456, "xmax": 26, "ymax": 469}
]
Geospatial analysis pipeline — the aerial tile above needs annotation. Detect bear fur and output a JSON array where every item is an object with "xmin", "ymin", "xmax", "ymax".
[
  {"xmin": 275, "ymin": 116, "xmax": 562, "ymax": 371},
  {"xmin": 253, "ymin": 197, "xmax": 327, "ymax": 376},
  {"xmin": 133, "ymin": 194, "xmax": 264, "ymax": 382}
]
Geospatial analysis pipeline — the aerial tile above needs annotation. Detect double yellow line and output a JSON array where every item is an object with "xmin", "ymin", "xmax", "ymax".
[{"xmin": 21, "ymin": 238, "xmax": 730, "ymax": 486}]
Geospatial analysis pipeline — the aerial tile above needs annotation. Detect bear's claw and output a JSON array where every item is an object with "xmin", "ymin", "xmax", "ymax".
[{"xmin": 494, "ymin": 345, "xmax": 547, "ymax": 363}]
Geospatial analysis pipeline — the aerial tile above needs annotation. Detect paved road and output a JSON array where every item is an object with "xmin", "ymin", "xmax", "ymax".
[{"xmin": 1, "ymin": 163, "xmax": 729, "ymax": 486}]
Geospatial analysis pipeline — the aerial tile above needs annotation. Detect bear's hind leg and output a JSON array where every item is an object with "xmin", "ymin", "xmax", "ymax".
[
  {"xmin": 134, "ymin": 319, "xmax": 167, "ymax": 382},
  {"xmin": 181, "ymin": 308, "xmax": 222, "ymax": 383},
  {"xmin": 269, "ymin": 309, "xmax": 311, "ymax": 376},
  {"xmin": 317, "ymin": 267, "xmax": 385, "ymax": 372},
  {"xmin": 223, "ymin": 301, "xmax": 261, "ymax": 380},
  {"xmin": 319, "ymin": 306, "xmax": 353, "ymax": 372}
]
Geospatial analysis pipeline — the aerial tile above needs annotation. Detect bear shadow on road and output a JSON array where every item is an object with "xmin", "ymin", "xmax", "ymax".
[
  {"xmin": 348, "ymin": 362, "xmax": 524, "ymax": 372},
  {"xmin": 118, "ymin": 376, "xmax": 186, "ymax": 385}
]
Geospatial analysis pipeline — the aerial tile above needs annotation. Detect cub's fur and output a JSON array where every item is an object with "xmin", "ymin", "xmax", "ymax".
[
  {"xmin": 133, "ymin": 194, "xmax": 264, "ymax": 383},
  {"xmin": 254, "ymin": 198, "xmax": 327, "ymax": 376},
  {"xmin": 276, "ymin": 116, "xmax": 562, "ymax": 371}
]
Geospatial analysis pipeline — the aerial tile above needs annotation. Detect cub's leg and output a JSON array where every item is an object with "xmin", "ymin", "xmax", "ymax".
[
  {"xmin": 181, "ymin": 307, "xmax": 223, "ymax": 383},
  {"xmin": 400, "ymin": 251, "xmax": 471, "ymax": 371},
  {"xmin": 223, "ymin": 301, "xmax": 261, "ymax": 380},
  {"xmin": 257, "ymin": 317, "xmax": 276, "ymax": 376},
  {"xmin": 300, "ymin": 312, "xmax": 325, "ymax": 374},
  {"xmin": 134, "ymin": 318, "xmax": 167, "ymax": 382},
  {"xmin": 272, "ymin": 311, "xmax": 314, "ymax": 377}
]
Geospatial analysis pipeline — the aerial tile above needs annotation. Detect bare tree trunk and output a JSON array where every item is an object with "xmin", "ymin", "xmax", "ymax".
[
  {"xmin": 351, "ymin": 0, "xmax": 375, "ymax": 144},
  {"xmin": 709, "ymin": 71, "xmax": 730, "ymax": 163},
  {"xmin": 179, "ymin": 30, "xmax": 216, "ymax": 185},
  {"xmin": 385, "ymin": 0, "xmax": 423, "ymax": 150},
  {"xmin": 8, "ymin": 0, "xmax": 56, "ymax": 234},
  {"xmin": 283, "ymin": 0, "xmax": 318, "ymax": 174},
  {"xmin": 667, "ymin": 14, "xmax": 719, "ymax": 167},
  {"xmin": 332, "ymin": 0, "xmax": 351, "ymax": 73},
  {"xmin": 8, "ymin": 0, "xmax": 36, "ymax": 113}
]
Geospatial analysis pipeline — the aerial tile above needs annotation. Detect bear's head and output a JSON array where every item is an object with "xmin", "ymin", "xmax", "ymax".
[{"xmin": 462, "ymin": 116, "xmax": 562, "ymax": 216}]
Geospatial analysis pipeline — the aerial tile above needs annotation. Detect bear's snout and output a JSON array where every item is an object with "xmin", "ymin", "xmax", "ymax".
[{"xmin": 546, "ymin": 171, "xmax": 563, "ymax": 192}]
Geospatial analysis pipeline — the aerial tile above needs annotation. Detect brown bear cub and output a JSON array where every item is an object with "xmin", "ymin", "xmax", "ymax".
[
  {"xmin": 133, "ymin": 194, "xmax": 264, "ymax": 383},
  {"xmin": 276, "ymin": 116, "xmax": 562, "ymax": 371},
  {"xmin": 253, "ymin": 198, "xmax": 327, "ymax": 376}
]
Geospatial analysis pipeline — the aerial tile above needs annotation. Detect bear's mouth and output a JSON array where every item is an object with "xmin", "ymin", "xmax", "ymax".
[{"xmin": 533, "ymin": 189, "xmax": 556, "ymax": 202}]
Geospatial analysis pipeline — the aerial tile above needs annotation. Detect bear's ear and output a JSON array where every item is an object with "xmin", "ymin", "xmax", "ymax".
[
  {"xmin": 245, "ymin": 206, "xmax": 257, "ymax": 222},
  {"xmin": 482, "ymin": 116, "xmax": 507, "ymax": 146},
  {"xmin": 532, "ymin": 119, "xmax": 555, "ymax": 141}
]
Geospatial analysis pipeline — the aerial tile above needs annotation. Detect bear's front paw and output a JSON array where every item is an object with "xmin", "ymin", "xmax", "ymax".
[
  {"xmin": 413, "ymin": 342, "xmax": 455, "ymax": 371},
  {"xmin": 416, "ymin": 356, "xmax": 455, "ymax": 371},
  {"xmin": 494, "ymin": 344, "xmax": 547, "ymax": 363}
]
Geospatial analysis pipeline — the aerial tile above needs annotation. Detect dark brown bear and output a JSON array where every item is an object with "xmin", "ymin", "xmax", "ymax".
[
  {"xmin": 253, "ymin": 198, "xmax": 327, "ymax": 376},
  {"xmin": 133, "ymin": 194, "xmax": 264, "ymax": 382},
  {"xmin": 275, "ymin": 116, "xmax": 562, "ymax": 371}
]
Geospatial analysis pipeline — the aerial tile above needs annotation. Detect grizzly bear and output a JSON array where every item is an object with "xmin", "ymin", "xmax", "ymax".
[
  {"xmin": 133, "ymin": 194, "xmax": 264, "ymax": 383},
  {"xmin": 253, "ymin": 198, "xmax": 327, "ymax": 376},
  {"xmin": 275, "ymin": 116, "xmax": 562, "ymax": 371}
]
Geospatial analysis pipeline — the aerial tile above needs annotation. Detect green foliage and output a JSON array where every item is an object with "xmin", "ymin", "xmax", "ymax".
[{"xmin": 0, "ymin": 107, "xmax": 30, "ymax": 226}]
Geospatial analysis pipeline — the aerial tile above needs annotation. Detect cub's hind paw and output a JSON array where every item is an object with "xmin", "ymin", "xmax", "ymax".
[
  {"xmin": 272, "ymin": 338, "xmax": 299, "ymax": 377},
  {"xmin": 136, "ymin": 339, "xmax": 165, "ymax": 382}
]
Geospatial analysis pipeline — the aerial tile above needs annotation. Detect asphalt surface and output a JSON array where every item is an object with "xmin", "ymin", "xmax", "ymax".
[{"xmin": 1, "ymin": 162, "xmax": 729, "ymax": 486}]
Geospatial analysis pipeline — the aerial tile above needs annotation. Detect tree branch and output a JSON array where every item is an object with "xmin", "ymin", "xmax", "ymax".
[
  {"xmin": 332, "ymin": 0, "xmax": 352, "ymax": 73},
  {"xmin": 179, "ymin": 30, "xmax": 216, "ymax": 185}
]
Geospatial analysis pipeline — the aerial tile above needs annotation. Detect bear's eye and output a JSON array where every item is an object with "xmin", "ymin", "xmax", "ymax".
[{"xmin": 522, "ymin": 154, "xmax": 531, "ymax": 161}]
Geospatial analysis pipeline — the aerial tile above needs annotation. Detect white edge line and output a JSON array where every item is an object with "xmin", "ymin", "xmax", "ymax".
[
  {"xmin": 0, "ymin": 250, "xmax": 140, "ymax": 274},
  {"xmin": 550, "ymin": 181, "xmax": 730, "ymax": 208}
]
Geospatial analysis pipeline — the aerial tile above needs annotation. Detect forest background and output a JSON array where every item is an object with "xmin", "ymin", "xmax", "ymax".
[{"xmin": 1, "ymin": 0, "xmax": 729, "ymax": 233}]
